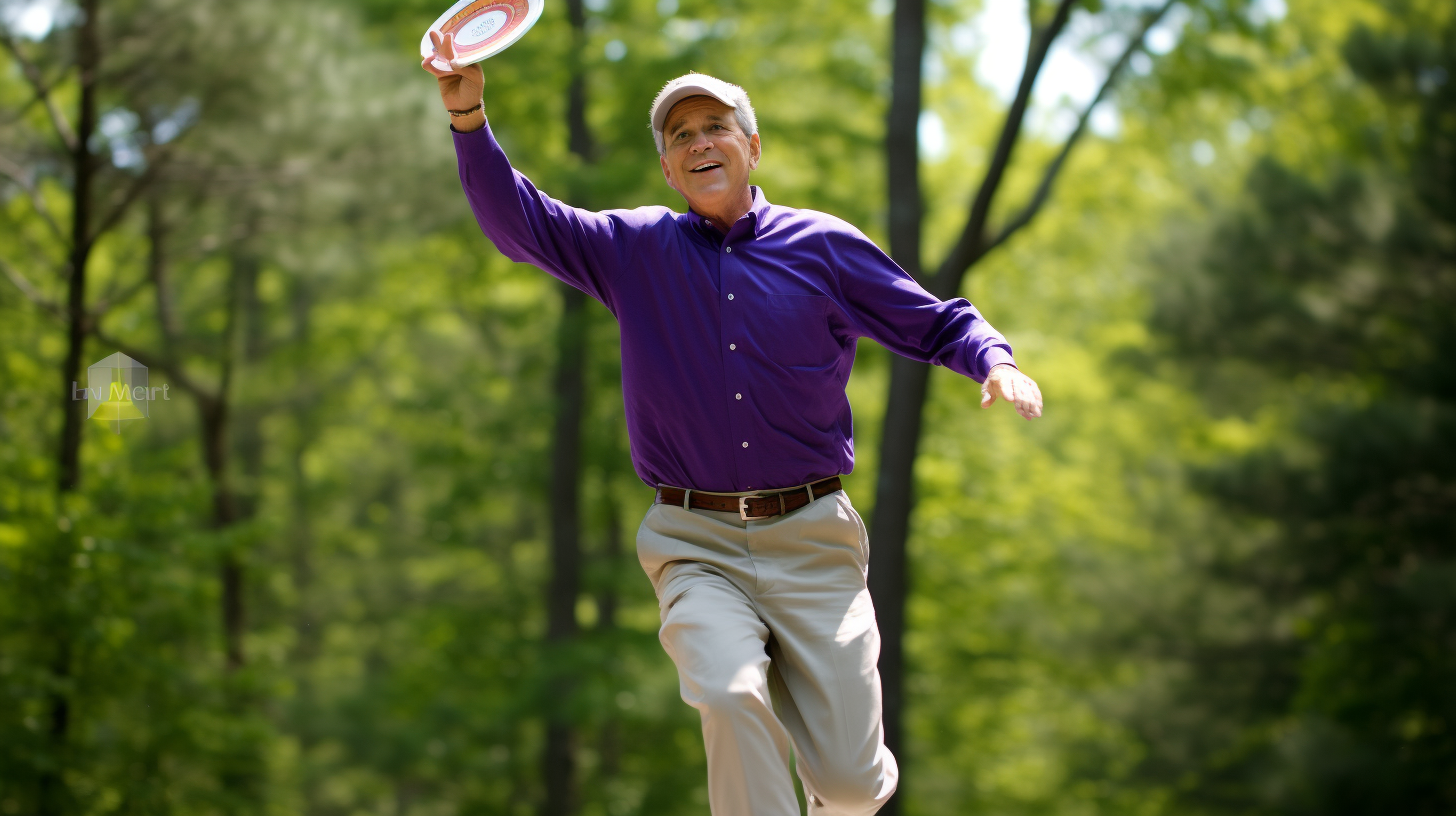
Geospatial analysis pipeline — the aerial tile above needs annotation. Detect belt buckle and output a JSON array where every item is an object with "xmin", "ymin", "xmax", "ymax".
[{"xmin": 739, "ymin": 495, "xmax": 774, "ymax": 521}]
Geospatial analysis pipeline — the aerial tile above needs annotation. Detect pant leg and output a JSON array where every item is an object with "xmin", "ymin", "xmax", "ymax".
[
  {"xmin": 752, "ymin": 491, "xmax": 899, "ymax": 816},
  {"xmin": 638, "ymin": 504, "xmax": 800, "ymax": 816},
  {"xmin": 660, "ymin": 575, "xmax": 799, "ymax": 816}
]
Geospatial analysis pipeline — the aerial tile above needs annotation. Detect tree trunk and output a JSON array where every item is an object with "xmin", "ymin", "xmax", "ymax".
[
  {"xmin": 884, "ymin": 0, "xmax": 924, "ymax": 282},
  {"xmin": 870, "ymin": 1, "xmax": 1144, "ymax": 809},
  {"xmin": 869, "ymin": 0, "xmax": 925, "ymax": 811},
  {"xmin": 200, "ymin": 394, "xmax": 245, "ymax": 669},
  {"xmin": 597, "ymin": 486, "xmax": 622, "ymax": 778},
  {"xmin": 543, "ymin": 282, "xmax": 587, "ymax": 816},
  {"xmin": 200, "ymin": 253, "xmax": 251, "ymax": 671},
  {"xmin": 40, "ymin": 4, "xmax": 101, "ymax": 813},
  {"xmin": 596, "ymin": 495, "xmax": 621, "ymax": 631},
  {"xmin": 868, "ymin": 355, "xmax": 930, "ymax": 806},
  {"xmin": 56, "ymin": 0, "xmax": 100, "ymax": 496},
  {"xmin": 541, "ymin": 1, "xmax": 594, "ymax": 807}
]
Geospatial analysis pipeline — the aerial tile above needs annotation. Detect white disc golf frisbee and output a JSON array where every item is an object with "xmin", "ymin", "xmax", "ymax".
[{"xmin": 420, "ymin": 0, "xmax": 545, "ymax": 69}]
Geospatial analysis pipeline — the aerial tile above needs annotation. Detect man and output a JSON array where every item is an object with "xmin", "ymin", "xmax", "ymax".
[{"xmin": 424, "ymin": 33, "xmax": 1043, "ymax": 816}]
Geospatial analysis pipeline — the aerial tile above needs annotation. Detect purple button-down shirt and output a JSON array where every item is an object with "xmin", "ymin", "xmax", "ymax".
[{"xmin": 454, "ymin": 123, "xmax": 1015, "ymax": 493}]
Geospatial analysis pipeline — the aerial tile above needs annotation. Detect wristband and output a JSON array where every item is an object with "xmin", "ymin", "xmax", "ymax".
[{"xmin": 448, "ymin": 102, "xmax": 483, "ymax": 118}]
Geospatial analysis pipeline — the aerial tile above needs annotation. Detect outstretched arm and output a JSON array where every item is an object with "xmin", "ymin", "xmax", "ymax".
[{"xmin": 827, "ymin": 226, "xmax": 1044, "ymax": 420}]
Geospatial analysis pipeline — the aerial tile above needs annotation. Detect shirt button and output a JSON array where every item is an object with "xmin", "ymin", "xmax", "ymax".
[
  {"xmin": 735, "ymin": 393, "xmax": 742, "ymax": 400},
  {"xmin": 729, "ymin": 343, "xmax": 736, "ymax": 350},
  {"xmin": 725, "ymin": 247, "xmax": 732, "ymax": 253},
  {"xmin": 727, "ymin": 294, "xmax": 734, "ymax": 300},
  {"xmin": 742, "ymin": 441, "xmax": 748, "ymax": 448}
]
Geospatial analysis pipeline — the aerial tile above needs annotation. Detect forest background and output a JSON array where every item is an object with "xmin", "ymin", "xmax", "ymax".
[{"xmin": 1, "ymin": 0, "xmax": 1452, "ymax": 814}]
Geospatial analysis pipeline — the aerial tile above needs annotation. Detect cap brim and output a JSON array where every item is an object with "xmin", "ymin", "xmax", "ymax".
[{"xmin": 652, "ymin": 85, "xmax": 738, "ymax": 133}]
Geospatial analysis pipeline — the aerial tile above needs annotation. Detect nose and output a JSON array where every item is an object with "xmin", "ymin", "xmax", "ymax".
[{"xmin": 689, "ymin": 131, "xmax": 713, "ymax": 153}]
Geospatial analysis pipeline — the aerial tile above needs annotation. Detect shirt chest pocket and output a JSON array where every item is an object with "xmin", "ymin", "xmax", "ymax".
[{"xmin": 761, "ymin": 293, "xmax": 840, "ymax": 369}]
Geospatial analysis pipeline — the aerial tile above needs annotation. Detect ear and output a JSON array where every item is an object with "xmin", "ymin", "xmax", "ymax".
[
  {"xmin": 747, "ymin": 132, "xmax": 761, "ymax": 171},
  {"xmin": 660, "ymin": 153, "xmax": 678, "ymax": 192}
]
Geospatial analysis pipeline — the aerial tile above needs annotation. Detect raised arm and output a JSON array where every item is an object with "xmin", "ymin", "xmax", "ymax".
[
  {"xmin": 826, "ymin": 226, "xmax": 1043, "ymax": 419},
  {"xmin": 422, "ymin": 31, "xmax": 487, "ymax": 134},
  {"xmin": 422, "ymin": 32, "xmax": 639, "ymax": 309}
]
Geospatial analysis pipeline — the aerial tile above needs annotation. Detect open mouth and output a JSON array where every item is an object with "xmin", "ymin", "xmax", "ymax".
[{"xmin": 689, "ymin": 162, "xmax": 722, "ymax": 173}]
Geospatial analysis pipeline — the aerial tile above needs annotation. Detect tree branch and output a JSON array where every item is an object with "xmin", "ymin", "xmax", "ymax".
[
  {"xmin": 147, "ymin": 195, "xmax": 182, "ymax": 346},
  {"xmin": 90, "ymin": 326, "xmax": 215, "ymax": 404},
  {"xmin": 982, "ymin": 0, "xmax": 1177, "ymax": 256},
  {"xmin": 931, "ymin": 0, "xmax": 1080, "ymax": 298},
  {"xmin": 0, "ymin": 153, "xmax": 68, "ymax": 245},
  {"xmin": 89, "ymin": 151, "xmax": 171, "ymax": 246},
  {"xmin": 0, "ymin": 254, "xmax": 64, "ymax": 317},
  {"xmin": 0, "ymin": 31, "xmax": 78, "ymax": 152},
  {"xmin": 89, "ymin": 274, "xmax": 152, "ymax": 318}
]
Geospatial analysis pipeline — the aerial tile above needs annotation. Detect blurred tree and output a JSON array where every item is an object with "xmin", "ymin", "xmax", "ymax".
[
  {"xmin": 2, "ymin": 1, "xmax": 451, "ymax": 811},
  {"xmin": 1, "ymin": 1, "xmax": 188, "ymax": 810},
  {"xmin": 540, "ymin": 0, "xmax": 598, "ymax": 810},
  {"xmin": 1140, "ymin": 2, "xmax": 1456, "ymax": 810},
  {"xmin": 872, "ymin": 1, "xmax": 1228, "ymax": 806}
]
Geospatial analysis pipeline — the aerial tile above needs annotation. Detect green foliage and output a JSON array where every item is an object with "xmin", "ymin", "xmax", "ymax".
[
  {"xmin": 1, "ymin": 0, "xmax": 1444, "ymax": 813},
  {"xmin": 1136, "ymin": 2, "xmax": 1456, "ymax": 811}
]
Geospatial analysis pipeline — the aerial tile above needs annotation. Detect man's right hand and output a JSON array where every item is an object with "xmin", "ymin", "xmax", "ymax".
[{"xmin": 421, "ymin": 31, "xmax": 485, "ymax": 133}]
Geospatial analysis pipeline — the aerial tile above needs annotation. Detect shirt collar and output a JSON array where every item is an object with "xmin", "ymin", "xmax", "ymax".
[
  {"xmin": 745, "ymin": 185, "xmax": 771, "ymax": 236},
  {"xmin": 688, "ymin": 185, "xmax": 771, "ymax": 242}
]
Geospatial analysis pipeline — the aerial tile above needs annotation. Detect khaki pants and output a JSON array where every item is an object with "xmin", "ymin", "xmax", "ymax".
[{"xmin": 636, "ymin": 488, "xmax": 899, "ymax": 816}]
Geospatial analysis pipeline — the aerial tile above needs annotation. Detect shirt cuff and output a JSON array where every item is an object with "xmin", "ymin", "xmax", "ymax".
[
  {"xmin": 450, "ymin": 117, "xmax": 491, "ymax": 137},
  {"xmin": 978, "ymin": 345, "xmax": 1017, "ymax": 381}
]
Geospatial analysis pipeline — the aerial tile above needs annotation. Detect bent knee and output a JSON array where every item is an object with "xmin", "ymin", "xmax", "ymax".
[{"xmin": 806, "ymin": 749, "xmax": 898, "ymax": 815}]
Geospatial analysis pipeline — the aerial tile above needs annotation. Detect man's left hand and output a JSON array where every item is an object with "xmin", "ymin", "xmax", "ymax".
[{"xmin": 981, "ymin": 364, "xmax": 1043, "ymax": 420}]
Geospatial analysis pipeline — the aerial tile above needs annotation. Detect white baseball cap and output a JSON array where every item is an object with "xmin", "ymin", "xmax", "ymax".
[{"xmin": 649, "ymin": 73, "xmax": 756, "ymax": 149}]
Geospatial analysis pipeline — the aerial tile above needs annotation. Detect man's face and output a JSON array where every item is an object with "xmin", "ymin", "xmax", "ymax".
[{"xmin": 659, "ymin": 96, "xmax": 761, "ymax": 215}]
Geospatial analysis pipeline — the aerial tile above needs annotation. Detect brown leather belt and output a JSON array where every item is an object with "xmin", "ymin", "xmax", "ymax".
[{"xmin": 656, "ymin": 476, "xmax": 842, "ymax": 521}]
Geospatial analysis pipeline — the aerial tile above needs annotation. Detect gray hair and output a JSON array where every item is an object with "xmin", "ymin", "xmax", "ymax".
[{"xmin": 651, "ymin": 74, "xmax": 758, "ymax": 156}]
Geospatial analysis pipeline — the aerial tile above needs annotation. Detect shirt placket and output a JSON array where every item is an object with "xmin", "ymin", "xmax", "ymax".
[{"xmin": 719, "ymin": 215, "xmax": 762, "ymax": 491}]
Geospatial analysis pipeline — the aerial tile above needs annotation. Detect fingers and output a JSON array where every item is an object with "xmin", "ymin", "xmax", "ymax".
[
  {"xmin": 420, "ymin": 55, "xmax": 453, "ymax": 77},
  {"xmin": 423, "ymin": 30, "xmax": 460, "ymax": 74},
  {"xmin": 997, "ymin": 374, "xmax": 1016, "ymax": 405},
  {"xmin": 1014, "ymin": 375, "xmax": 1043, "ymax": 420},
  {"xmin": 981, "ymin": 367, "xmax": 1044, "ymax": 419},
  {"xmin": 433, "ymin": 30, "xmax": 458, "ymax": 61}
]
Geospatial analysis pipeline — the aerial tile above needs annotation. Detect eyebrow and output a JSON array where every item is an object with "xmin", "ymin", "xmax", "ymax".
[{"xmin": 669, "ymin": 112, "xmax": 728, "ymax": 137}]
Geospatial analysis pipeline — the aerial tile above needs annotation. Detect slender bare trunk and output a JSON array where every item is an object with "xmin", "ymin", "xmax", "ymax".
[
  {"xmin": 543, "ymin": 281, "xmax": 586, "ymax": 816},
  {"xmin": 201, "ymin": 253, "xmax": 250, "ymax": 671},
  {"xmin": 868, "ymin": 0, "xmax": 926, "ymax": 811},
  {"xmin": 200, "ymin": 393, "xmax": 244, "ymax": 668},
  {"xmin": 541, "ymin": 0, "xmax": 593, "ymax": 808},
  {"xmin": 596, "ymin": 496, "xmax": 621, "ymax": 631},
  {"xmin": 870, "ymin": 3, "xmax": 1165, "ymax": 809},
  {"xmin": 40, "ymin": 4, "xmax": 101, "ymax": 813},
  {"xmin": 597, "ymin": 488, "xmax": 622, "ymax": 777},
  {"xmin": 56, "ymin": 0, "xmax": 100, "ymax": 495}
]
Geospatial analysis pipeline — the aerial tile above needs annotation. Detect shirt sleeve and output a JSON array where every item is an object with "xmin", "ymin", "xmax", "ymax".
[
  {"xmin": 824, "ymin": 225, "xmax": 1015, "ymax": 383},
  {"xmin": 452, "ymin": 121, "xmax": 647, "ymax": 312}
]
